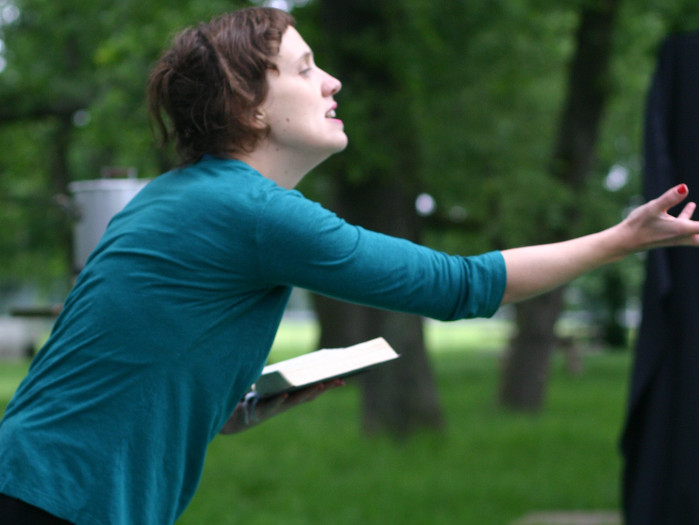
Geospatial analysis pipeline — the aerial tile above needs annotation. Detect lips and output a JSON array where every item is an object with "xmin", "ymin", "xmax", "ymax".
[{"xmin": 325, "ymin": 104, "xmax": 338, "ymax": 118}]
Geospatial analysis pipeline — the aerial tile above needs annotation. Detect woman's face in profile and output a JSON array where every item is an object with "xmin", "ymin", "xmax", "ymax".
[{"xmin": 258, "ymin": 27, "xmax": 348, "ymax": 162}]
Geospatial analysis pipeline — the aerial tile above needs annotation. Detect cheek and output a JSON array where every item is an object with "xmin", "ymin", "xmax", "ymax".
[
  {"xmin": 266, "ymin": 98, "xmax": 302, "ymax": 131},
  {"xmin": 272, "ymin": 117, "xmax": 297, "ymax": 140},
  {"xmin": 274, "ymin": 109, "xmax": 314, "ymax": 138}
]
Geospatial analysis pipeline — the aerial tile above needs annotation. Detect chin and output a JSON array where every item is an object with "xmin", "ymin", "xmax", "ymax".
[
  {"xmin": 307, "ymin": 133, "xmax": 348, "ymax": 165},
  {"xmin": 331, "ymin": 133, "xmax": 349, "ymax": 153},
  {"xmin": 334, "ymin": 139, "xmax": 349, "ymax": 154},
  {"xmin": 312, "ymin": 140, "xmax": 349, "ymax": 169}
]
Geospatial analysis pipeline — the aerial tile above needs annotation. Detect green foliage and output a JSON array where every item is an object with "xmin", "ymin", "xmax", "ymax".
[
  {"xmin": 305, "ymin": 0, "xmax": 695, "ymax": 319},
  {"xmin": 0, "ymin": 0, "xmax": 697, "ymax": 299},
  {"xmin": 0, "ymin": 0, "xmax": 251, "ymax": 285},
  {"xmin": 303, "ymin": 0, "xmax": 697, "ymax": 258},
  {"xmin": 0, "ymin": 121, "xmax": 69, "ymax": 284}
]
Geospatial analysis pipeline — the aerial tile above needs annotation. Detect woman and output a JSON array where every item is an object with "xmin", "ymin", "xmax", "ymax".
[{"xmin": 0, "ymin": 7, "xmax": 696, "ymax": 525}]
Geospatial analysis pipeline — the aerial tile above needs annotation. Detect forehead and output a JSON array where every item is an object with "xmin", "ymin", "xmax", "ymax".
[{"xmin": 277, "ymin": 27, "xmax": 312, "ymax": 64}]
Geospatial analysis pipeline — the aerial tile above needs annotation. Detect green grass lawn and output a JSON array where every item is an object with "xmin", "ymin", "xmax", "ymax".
[{"xmin": 0, "ymin": 319, "xmax": 631, "ymax": 525}]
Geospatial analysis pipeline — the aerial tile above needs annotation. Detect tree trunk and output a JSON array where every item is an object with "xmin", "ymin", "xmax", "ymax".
[
  {"xmin": 310, "ymin": 0, "xmax": 444, "ymax": 438},
  {"xmin": 311, "ymin": 176, "xmax": 444, "ymax": 438},
  {"xmin": 500, "ymin": 289, "xmax": 565, "ymax": 411},
  {"xmin": 500, "ymin": 0, "xmax": 621, "ymax": 410}
]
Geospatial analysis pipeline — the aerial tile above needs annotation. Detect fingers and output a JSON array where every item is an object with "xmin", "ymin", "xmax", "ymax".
[
  {"xmin": 288, "ymin": 387, "xmax": 322, "ymax": 404},
  {"xmin": 258, "ymin": 393, "xmax": 286, "ymax": 415},
  {"xmin": 654, "ymin": 184, "xmax": 692, "ymax": 213},
  {"xmin": 257, "ymin": 379, "xmax": 347, "ymax": 420},
  {"xmin": 281, "ymin": 379, "xmax": 346, "ymax": 406},
  {"xmin": 245, "ymin": 381, "xmax": 346, "ymax": 427},
  {"xmin": 291, "ymin": 379, "xmax": 345, "ymax": 403},
  {"xmin": 323, "ymin": 378, "xmax": 346, "ymax": 390},
  {"xmin": 677, "ymin": 202, "xmax": 696, "ymax": 220}
]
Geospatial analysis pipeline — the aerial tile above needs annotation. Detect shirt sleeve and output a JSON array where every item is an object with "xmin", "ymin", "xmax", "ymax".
[{"xmin": 254, "ymin": 189, "xmax": 506, "ymax": 321}]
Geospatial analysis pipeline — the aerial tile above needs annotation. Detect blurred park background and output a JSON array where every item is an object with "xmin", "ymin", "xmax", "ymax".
[{"xmin": 0, "ymin": 0, "xmax": 697, "ymax": 523}]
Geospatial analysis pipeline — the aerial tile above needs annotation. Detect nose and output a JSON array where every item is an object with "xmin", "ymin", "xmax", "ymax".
[{"xmin": 322, "ymin": 71, "xmax": 341, "ymax": 97}]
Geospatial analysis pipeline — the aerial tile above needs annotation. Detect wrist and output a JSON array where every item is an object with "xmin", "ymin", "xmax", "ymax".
[{"xmin": 602, "ymin": 222, "xmax": 635, "ymax": 262}]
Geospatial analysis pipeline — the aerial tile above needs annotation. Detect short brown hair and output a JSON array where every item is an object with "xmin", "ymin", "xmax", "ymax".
[{"xmin": 147, "ymin": 7, "xmax": 295, "ymax": 165}]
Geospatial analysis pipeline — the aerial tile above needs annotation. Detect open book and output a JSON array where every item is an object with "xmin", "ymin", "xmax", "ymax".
[{"xmin": 253, "ymin": 337, "xmax": 400, "ymax": 398}]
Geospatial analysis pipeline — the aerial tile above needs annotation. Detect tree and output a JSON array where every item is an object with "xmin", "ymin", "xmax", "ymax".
[
  {"xmin": 304, "ymin": 0, "xmax": 612, "ymax": 430},
  {"xmin": 499, "ymin": 0, "xmax": 622, "ymax": 411},
  {"xmin": 0, "ymin": 0, "xmax": 247, "ymax": 286},
  {"xmin": 305, "ymin": 0, "xmax": 698, "ymax": 419},
  {"xmin": 499, "ymin": 0, "xmax": 698, "ymax": 410},
  {"xmin": 304, "ymin": 1, "xmax": 445, "ymax": 437}
]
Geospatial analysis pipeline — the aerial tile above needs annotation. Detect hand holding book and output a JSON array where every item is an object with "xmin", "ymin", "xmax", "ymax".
[
  {"xmin": 219, "ymin": 378, "xmax": 346, "ymax": 434},
  {"xmin": 219, "ymin": 338, "xmax": 399, "ymax": 434}
]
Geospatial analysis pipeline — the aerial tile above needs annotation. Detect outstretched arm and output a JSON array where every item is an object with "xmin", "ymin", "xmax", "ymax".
[{"xmin": 501, "ymin": 184, "xmax": 698, "ymax": 305}]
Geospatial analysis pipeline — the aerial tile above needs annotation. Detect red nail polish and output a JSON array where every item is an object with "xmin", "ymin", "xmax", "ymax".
[{"xmin": 678, "ymin": 184, "xmax": 688, "ymax": 195}]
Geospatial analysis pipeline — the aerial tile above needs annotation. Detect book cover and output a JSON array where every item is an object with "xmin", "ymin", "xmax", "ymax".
[{"xmin": 253, "ymin": 337, "xmax": 400, "ymax": 397}]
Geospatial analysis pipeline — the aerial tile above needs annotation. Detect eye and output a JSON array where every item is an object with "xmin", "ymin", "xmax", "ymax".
[{"xmin": 300, "ymin": 67, "xmax": 312, "ymax": 76}]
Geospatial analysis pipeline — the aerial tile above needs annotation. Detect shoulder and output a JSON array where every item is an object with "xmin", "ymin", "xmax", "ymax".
[
  {"xmin": 258, "ymin": 185, "xmax": 351, "ymax": 242},
  {"xmin": 142, "ymin": 157, "xmax": 284, "ymax": 215}
]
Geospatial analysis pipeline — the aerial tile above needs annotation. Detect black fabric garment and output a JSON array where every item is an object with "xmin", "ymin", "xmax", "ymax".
[
  {"xmin": 0, "ymin": 493, "xmax": 73, "ymax": 525},
  {"xmin": 620, "ymin": 32, "xmax": 699, "ymax": 525}
]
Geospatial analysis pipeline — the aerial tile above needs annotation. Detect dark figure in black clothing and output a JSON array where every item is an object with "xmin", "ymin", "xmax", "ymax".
[{"xmin": 621, "ymin": 32, "xmax": 699, "ymax": 525}]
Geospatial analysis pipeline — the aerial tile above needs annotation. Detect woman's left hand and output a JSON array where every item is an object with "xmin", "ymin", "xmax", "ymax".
[
  {"xmin": 500, "ymin": 184, "xmax": 698, "ymax": 305},
  {"xmin": 616, "ymin": 184, "xmax": 698, "ymax": 253}
]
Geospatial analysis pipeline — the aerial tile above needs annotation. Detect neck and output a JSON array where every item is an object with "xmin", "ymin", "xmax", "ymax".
[{"xmin": 234, "ymin": 144, "xmax": 329, "ymax": 190}]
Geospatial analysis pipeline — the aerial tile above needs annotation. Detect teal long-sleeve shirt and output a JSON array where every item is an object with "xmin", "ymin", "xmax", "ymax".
[{"xmin": 0, "ymin": 156, "xmax": 506, "ymax": 524}]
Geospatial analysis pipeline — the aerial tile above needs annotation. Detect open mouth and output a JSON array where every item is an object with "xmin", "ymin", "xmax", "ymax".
[{"xmin": 325, "ymin": 109, "xmax": 337, "ymax": 118}]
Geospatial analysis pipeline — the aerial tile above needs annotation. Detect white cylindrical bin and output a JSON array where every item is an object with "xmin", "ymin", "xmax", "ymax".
[{"xmin": 68, "ymin": 178, "xmax": 150, "ymax": 272}]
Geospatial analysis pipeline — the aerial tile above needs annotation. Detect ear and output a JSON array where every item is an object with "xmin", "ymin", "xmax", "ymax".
[{"xmin": 253, "ymin": 110, "xmax": 267, "ymax": 129}]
